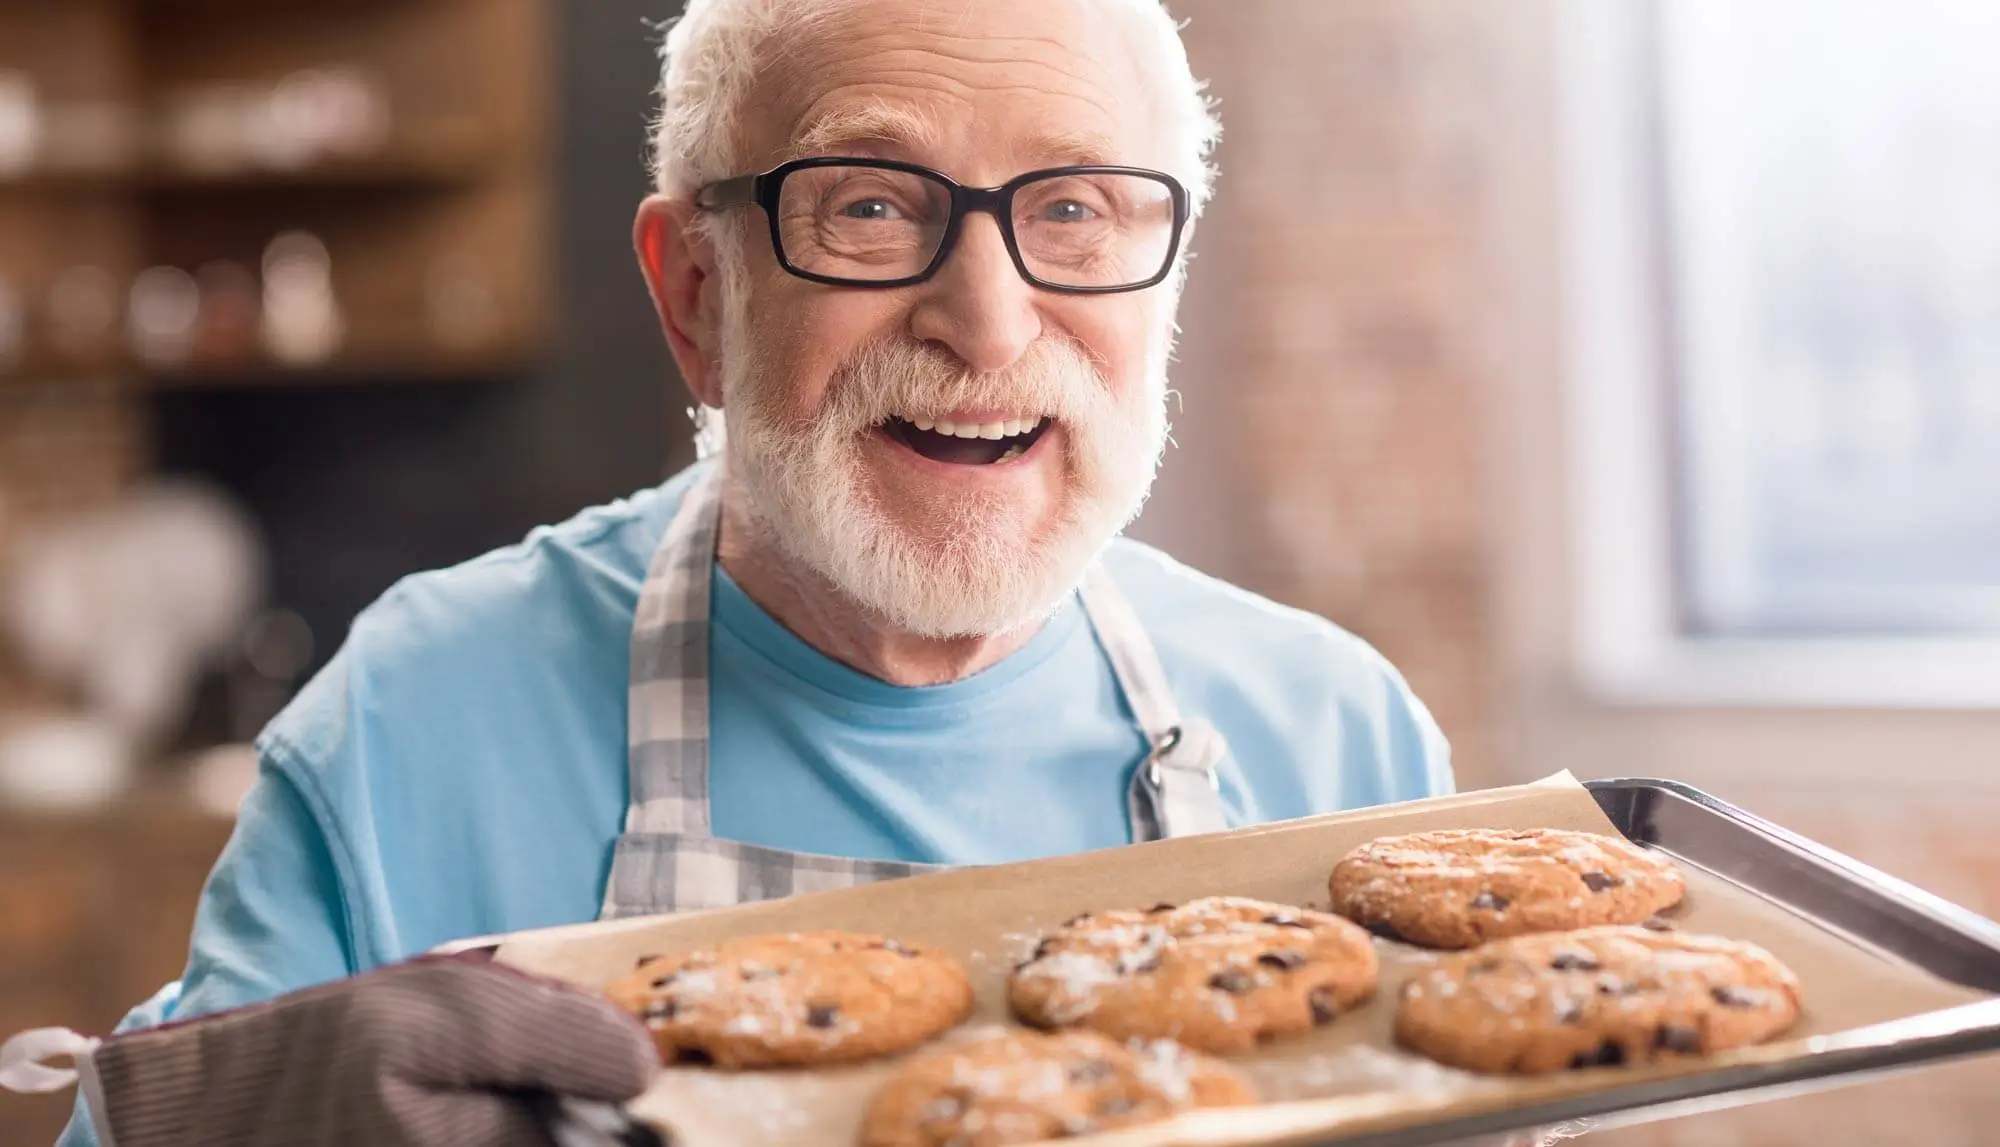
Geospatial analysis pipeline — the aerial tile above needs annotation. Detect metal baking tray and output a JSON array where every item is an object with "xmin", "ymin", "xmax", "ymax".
[
  {"xmin": 1327, "ymin": 777, "xmax": 2000, "ymax": 1147},
  {"xmin": 527, "ymin": 777, "xmax": 2000, "ymax": 1147}
]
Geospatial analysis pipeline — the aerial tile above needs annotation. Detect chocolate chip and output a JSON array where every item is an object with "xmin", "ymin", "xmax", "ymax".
[
  {"xmin": 1469, "ymin": 892, "xmax": 1510, "ymax": 911},
  {"xmin": 673, "ymin": 1046, "xmax": 714, "ymax": 1066},
  {"xmin": 1147, "ymin": 902, "xmax": 1177, "ymax": 914},
  {"xmin": 1308, "ymin": 987, "xmax": 1340, "ymax": 1024},
  {"xmin": 1258, "ymin": 950, "xmax": 1308, "ymax": 971},
  {"xmin": 643, "ymin": 999, "xmax": 677, "ymax": 1022},
  {"xmin": 1122, "ymin": 951, "xmax": 1162, "ymax": 975},
  {"xmin": 1712, "ymin": 986, "xmax": 1765, "ymax": 1009},
  {"xmin": 1365, "ymin": 920, "xmax": 1408, "ymax": 944},
  {"xmin": 635, "ymin": 953, "xmax": 663, "ymax": 969},
  {"xmin": 650, "ymin": 974, "xmax": 677, "ymax": 990},
  {"xmin": 1569, "ymin": 1040, "xmax": 1626, "ymax": 1069},
  {"xmin": 807, "ymin": 1004, "xmax": 840, "ymax": 1028},
  {"xmin": 1596, "ymin": 976, "xmax": 1633, "ymax": 996},
  {"xmin": 1064, "ymin": 913, "xmax": 1093, "ymax": 927},
  {"xmin": 1263, "ymin": 914, "xmax": 1315, "ymax": 930},
  {"xmin": 1655, "ymin": 1025, "xmax": 1702, "ymax": 1054},
  {"xmin": 1642, "ymin": 916, "xmax": 1675, "ymax": 932},
  {"xmin": 1550, "ymin": 950, "xmax": 1602, "ymax": 972},
  {"xmin": 1208, "ymin": 969, "xmax": 1254, "ymax": 994},
  {"xmin": 1034, "ymin": 937, "xmax": 1059, "ymax": 960},
  {"xmin": 1581, "ymin": 872, "xmax": 1621, "ymax": 893},
  {"xmin": 1068, "ymin": 1059, "xmax": 1115, "ymax": 1085}
]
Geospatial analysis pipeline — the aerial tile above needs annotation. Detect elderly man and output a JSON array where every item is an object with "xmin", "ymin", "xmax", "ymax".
[{"xmin": 42, "ymin": 0, "xmax": 1451, "ymax": 1142}]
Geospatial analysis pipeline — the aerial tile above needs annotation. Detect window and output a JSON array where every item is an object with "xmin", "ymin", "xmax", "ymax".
[{"xmin": 1559, "ymin": 0, "xmax": 2000, "ymax": 706}]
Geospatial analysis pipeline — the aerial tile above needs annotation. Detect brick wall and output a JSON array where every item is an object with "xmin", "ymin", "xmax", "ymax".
[{"xmin": 1166, "ymin": 0, "xmax": 1504, "ymax": 787}]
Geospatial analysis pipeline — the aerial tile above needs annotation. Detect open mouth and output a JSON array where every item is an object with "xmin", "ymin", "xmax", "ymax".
[{"xmin": 880, "ymin": 416, "xmax": 1053, "ymax": 466}]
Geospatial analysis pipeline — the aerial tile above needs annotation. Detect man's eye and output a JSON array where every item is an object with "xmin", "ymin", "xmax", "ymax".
[
  {"xmin": 838, "ymin": 198, "xmax": 905, "ymax": 222},
  {"xmin": 1042, "ymin": 199, "xmax": 1099, "ymax": 224}
]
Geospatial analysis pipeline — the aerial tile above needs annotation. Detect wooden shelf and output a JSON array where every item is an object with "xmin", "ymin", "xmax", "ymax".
[
  {"xmin": 2, "ymin": 343, "xmax": 540, "ymax": 389},
  {"xmin": 142, "ymin": 151, "xmax": 492, "ymax": 191},
  {"xmin": 135, "ymin": 0, "xmax": 414, "ymax": 15},
  {"xmin": 0, "ymin": 125, "xmax": 498, "ymax": 193},
  {"xmin": 0, "ymin": 0, "xmax": 552, "ymax": 392},
  {"xmin": 143, "ymin": 349, "xmax": 538, "ymax": 388},
  {"xmin": 0, "ymin": 346, "xmax": 129, "ymax": 386}
]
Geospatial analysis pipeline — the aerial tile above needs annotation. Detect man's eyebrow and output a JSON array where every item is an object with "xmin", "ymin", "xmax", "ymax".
[
  {"xmin": 1024, "ymin": 128, "xmax": 1122, "ymax": 169},
  {"xmin": 792, "ymin": 104, "xmax": 945, "ymax": 157},
  {"xmin": 790, "ymin": 107, "xmax": 1126, "ymax": 172}
]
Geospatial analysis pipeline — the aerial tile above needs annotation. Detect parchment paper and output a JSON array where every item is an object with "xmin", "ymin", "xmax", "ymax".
[{"xmin": 487, "ymin": 774, "xmax": 1992, "ymax": 1146}]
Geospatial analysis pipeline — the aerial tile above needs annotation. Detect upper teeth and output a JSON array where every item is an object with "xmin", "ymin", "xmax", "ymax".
[{"xmin": 908, "ymin": 417, "xmax": 1040, "ymax": 439}]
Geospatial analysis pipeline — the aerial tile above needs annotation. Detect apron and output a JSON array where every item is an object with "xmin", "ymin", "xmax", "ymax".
[{"xmin": 599, "ymin": 464, "xmax": 1237, "ymax": 919}]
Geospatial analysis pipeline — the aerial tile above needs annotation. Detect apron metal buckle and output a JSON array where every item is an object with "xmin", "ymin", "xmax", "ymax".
[{"xmin": 1144, "ymin": 725, "xmax": 1219, "ymax": 792}]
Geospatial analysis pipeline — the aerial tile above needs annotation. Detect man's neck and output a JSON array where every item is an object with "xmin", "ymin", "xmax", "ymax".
[{"xmin": 713, "ymin": 478, "xmax": 1044, "ymax": 687}]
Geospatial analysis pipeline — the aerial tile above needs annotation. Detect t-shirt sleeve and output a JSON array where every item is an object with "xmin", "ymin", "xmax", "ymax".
[
  {"xmin": 1396, "ymin": 680, "xmax": 1457, "ymax": 800},
  {"xmin": 172, "ymin": 762, "xmax": 359, "ymax": 1015},
  {"xmin": 1341, "ymin": 634, "xmax": 1458, "ymax": 807},
  {"xmin": 53, "ymin": 761, "xmax": 356, "ymax": 1147}
]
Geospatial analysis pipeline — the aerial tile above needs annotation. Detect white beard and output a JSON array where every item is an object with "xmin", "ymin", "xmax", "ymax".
[{"xmin": 715, "ymin": 278, "xmax": 1172, "ymax": 639}]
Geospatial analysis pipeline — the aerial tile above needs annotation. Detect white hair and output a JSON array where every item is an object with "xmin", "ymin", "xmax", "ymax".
[{"xmin": 651, "ymin": 0, "xmax": 1222, "ymax": 215}]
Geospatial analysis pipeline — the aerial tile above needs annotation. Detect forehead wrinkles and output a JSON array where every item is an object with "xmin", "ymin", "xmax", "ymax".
[{"xmin": 739, "ymin": 2, "xmax": 1149, "ymax": 169}]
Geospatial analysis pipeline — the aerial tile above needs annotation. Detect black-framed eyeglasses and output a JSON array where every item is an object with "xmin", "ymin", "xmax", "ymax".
[{"xmin": 693, "ymin": 158, "xmax": 1190, "ymax": 294}]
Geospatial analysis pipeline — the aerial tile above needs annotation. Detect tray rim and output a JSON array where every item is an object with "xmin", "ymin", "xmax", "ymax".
[
  {"xmin": 1323, "ymin": 776, "xmax": 2000, "ymax": 1147},
  {"xmin": 1587, "ymin": 776, "xmax": 2000, "ymax": 985}
]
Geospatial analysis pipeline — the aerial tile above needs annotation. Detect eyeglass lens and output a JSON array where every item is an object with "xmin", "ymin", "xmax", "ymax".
[{"xmin": 774, "ymin": 164, "xmax": 1177, "ymax": 289}]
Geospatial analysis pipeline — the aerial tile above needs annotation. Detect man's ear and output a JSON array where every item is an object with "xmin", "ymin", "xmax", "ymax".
[{"xmin": 635, "ymin": 194, "xmax": 723, "ymax": 409}]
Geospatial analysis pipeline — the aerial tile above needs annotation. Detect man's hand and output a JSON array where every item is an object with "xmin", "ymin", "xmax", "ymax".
[{"xmin": 89, "ymin": 958, "xmax": 660, "ymax": 1147}]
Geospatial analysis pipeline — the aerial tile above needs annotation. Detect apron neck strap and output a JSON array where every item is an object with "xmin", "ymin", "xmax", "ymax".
[
  {"xmin": 1076, "ymin": 565, "xmax": 1181, "ymax": 745},
  {"xmin": 1077, "ymin": 564, "xmax": 1234, "ymax": 841},
  {"xmin": 622, "ymin": 464, "xmax": 725, "ymax": 838}
]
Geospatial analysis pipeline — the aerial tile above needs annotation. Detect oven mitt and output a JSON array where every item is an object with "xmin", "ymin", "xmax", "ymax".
[{"xmin": 48, "ymin": 958, "xmax": 658, "ymax": 1147}]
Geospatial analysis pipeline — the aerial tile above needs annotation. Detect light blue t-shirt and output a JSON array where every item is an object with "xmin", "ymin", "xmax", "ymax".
[{"xmin": 58, "ymin": 462, "xmax": 1451, "ymax": 1145}]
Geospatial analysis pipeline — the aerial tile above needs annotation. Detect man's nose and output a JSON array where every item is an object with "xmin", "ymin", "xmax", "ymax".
[{"xmin": 907, "ymin": 213, "xmax": 1043, "ymax": 374}]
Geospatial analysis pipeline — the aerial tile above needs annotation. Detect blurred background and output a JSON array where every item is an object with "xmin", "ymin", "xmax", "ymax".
[{"xmin": 1, "ymin": 0, "xmax": 1996, "ymax": 1143}]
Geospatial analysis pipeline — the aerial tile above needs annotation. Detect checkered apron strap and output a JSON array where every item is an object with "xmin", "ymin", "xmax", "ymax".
[
  {"xmin": 1077, "ymin": 564, "xmax": 1235, "ymax": 841},
  {"xmin": 620, "ymin": 466, "xmax": 723, "ymax": 839},
  {"xmin": 602, "ymin": 465, "xmax": 949, "ymax": 920}
]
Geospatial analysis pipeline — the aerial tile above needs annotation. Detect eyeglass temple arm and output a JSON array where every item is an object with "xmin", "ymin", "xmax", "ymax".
[{"xmin": 693, "ymin": 174, "xmax": 758, "ymax": 211}]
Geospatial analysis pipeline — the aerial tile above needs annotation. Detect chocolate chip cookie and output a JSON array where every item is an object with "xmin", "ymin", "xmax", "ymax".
[
  {"xmin": 859, "ymin": 1028, "xmax": 1255, "ymax": 1147},
  {"xmin": 1329, "ymin": 828, "xmax": 1686, "ymax": 949},
  {"xmin": 1395, "ymin": 925, "xmax": 1802, "ymax": 1074},
  {"xmin": 1007, "ymin": 896, "xmax": 1378, "ymax": 1054},
  {"xmin": 605, "ymin": 931, "xmax": 973, "ymax": 1067}
]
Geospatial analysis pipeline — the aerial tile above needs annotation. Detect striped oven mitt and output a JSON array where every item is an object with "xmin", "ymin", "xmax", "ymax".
[{"xmin": 4, "ymin": 958, "xmax": 662, "ymax": 1147}]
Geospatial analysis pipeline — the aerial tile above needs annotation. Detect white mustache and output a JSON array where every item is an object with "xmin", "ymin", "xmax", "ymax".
[{"xmin": 817, "ymin": 336, "xmax": 1106, "ymax": 436}]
